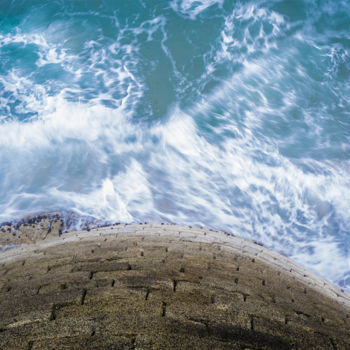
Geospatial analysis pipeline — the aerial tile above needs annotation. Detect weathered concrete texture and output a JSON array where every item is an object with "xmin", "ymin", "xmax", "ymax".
[
  {"xmin": 1, "ymin": 223, "xmax": 350, "ymax": 349},
  {"xmin": 0, "ymin": 214, "xmax": 63, "ymax": 246}
]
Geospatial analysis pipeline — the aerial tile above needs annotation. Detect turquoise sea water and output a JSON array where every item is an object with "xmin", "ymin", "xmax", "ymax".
[{"xmin": 0, "ymin": 0, "xmax": 349, "ymax": 290}]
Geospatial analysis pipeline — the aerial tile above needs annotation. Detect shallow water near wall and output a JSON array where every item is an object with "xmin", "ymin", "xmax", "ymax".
[{"xmin": 0, "ymin": 0, "xmax": 349, "ymax": 290}]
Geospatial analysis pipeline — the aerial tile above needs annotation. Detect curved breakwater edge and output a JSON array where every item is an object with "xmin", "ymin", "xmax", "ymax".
[
  {"xmin": 0, "ymin": 220, "xmax": 350, "ymax": 349},
  {"xmin": 0, "ymin": 212, "xmax": 350, "ymax": 293}
]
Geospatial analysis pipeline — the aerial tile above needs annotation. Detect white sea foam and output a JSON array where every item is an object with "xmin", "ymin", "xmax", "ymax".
[
  {"xmin": 0, "ymin": 30, "xmax": 73, "ymax": 70},
  {"xmin": 216, "ymin": 3, "xmax": 286, "ymax": 64},
  {"xmin": 0, "ymin": 31, "xmax": 48, "ymax": 48},
  {"xmin": 170, "ymin": 0, "xmax": 224, "ymax": 19}
]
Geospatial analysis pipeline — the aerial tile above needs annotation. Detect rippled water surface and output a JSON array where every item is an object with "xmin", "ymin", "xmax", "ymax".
[{"xmin": 0, "ymin": 0, "xmax": 350, "ymax": 289}]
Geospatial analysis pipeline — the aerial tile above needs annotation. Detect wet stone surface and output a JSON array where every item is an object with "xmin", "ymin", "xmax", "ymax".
[{"xmin": 0, "ymin": 223, "xmax": 350, "ymax": 349}]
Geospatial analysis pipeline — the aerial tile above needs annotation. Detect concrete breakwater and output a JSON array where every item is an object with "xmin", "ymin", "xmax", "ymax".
[{"xmin": 1, "ymin": 220, "xmax": 350, "ymax": 349}]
